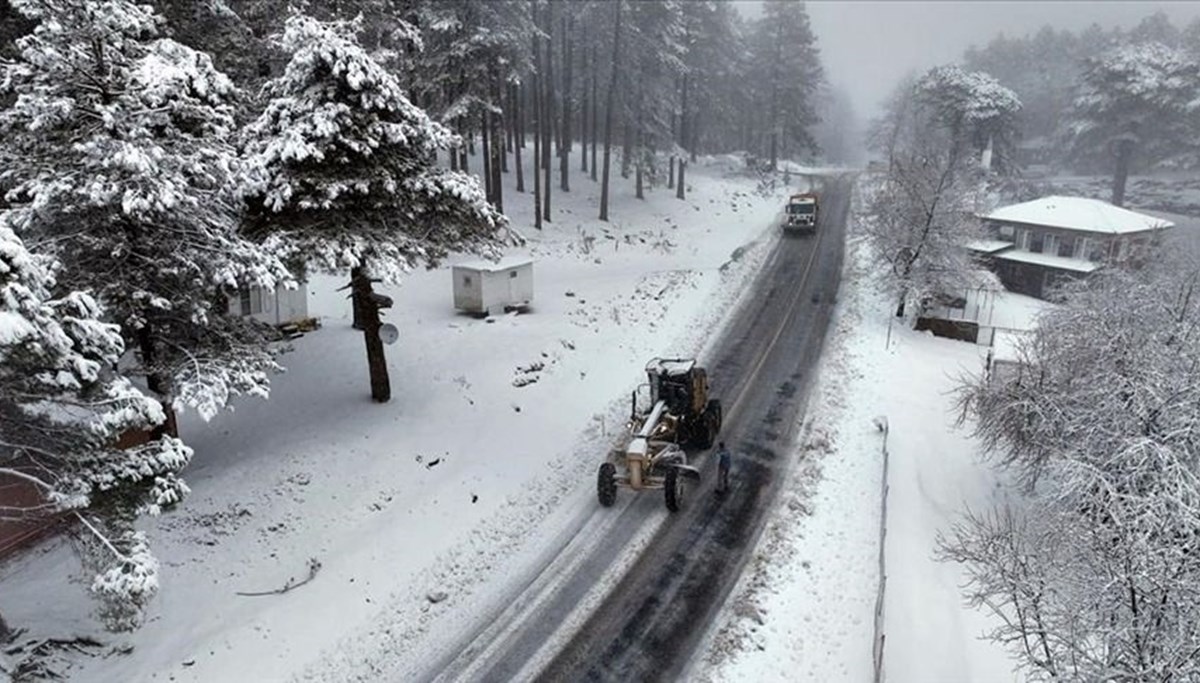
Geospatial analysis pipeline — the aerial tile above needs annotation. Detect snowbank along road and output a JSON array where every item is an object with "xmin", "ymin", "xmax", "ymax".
[{"xmin": 424, "ymin": 175, "xmax": 852, "ymax": 683}]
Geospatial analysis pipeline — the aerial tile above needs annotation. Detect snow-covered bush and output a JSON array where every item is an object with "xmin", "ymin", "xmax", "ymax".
[
  {"xmin": 945, "ymin": 254, "xmax": 1200, "ymax": 679},
  {"xmin": 0, "ymin": 227, "xmax": 191, "ymax": 631}
]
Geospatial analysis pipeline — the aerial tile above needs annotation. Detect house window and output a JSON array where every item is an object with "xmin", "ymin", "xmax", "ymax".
[
  {"xmin": 1043, "ymin": 233, "xmax": 1059, "ymax": 257},
  {"xmin": 1078, "ymin": 237, "xmax": 1105, "ymax": 262},
  {"xmin": 238, "ymin": 286, "xmax": 263, "ymax": 316},
  {"xmin": 1029, "ymin": 231, "xmax": 1045, "ymax": 254},
  {"xmin": 509, "ymin": 270, "xmax": 518, "ymax": 279},
  {"xmin": 1115, "ymin": 238, "xmax": 1128, "ymax": 261},
  {"xmin": 997, "ymin": 224, "xmax": 1014, "ymax": 239},
  {"xmin": 1016, "ymin": 229, "xmax": 1031, "ymax": 250},
  {"xmin": 463, "ymin": 275, "xmax": 473, "ymax": 286},
  {"xmin": 1058, "ymin": 235, "xmax": 1076, "ymax": 258}
]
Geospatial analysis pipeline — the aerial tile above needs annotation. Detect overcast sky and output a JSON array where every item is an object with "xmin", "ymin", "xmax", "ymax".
[{"xmin": 735, "ymin": 1, "xmax": 1200, "ymax": 120}]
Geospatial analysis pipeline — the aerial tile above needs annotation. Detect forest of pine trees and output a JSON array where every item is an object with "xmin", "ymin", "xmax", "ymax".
[
  {"xmin": 141, "ymin": 0, "xmax": 826, "ymax": 218},
  {"xmin": 0, "ymin": 0, "xmax": 826, "ymax": 629},
  {"xmin": 961, "ymin": 10, "xmax": 1200, "ymax": 178}
]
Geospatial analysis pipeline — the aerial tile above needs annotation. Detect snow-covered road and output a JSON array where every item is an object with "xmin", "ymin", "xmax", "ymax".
[{"xmin": 425, "ymin": 177, "xmax": 851, "ymax": 682}]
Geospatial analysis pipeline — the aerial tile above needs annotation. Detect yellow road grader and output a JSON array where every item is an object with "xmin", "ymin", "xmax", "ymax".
[{"xmin": 597, "ymin": 358, "xmax": 723, "ymax": 512}]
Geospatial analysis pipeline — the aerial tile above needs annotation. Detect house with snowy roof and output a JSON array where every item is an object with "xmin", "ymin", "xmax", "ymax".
[{"xmin": 970, "ymin": 196, "xmax": 1173, "ymax": 299}]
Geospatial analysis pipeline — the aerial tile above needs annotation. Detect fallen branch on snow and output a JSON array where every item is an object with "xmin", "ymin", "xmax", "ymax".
[{"xmin": 236, "ymin": 558, "xmax": 322, "ymax": 597}]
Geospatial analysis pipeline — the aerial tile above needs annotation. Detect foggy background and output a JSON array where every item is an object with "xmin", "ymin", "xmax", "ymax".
[{"xmin": 737, "ymin": 1, "xmax": 1200, "ymax": 117}]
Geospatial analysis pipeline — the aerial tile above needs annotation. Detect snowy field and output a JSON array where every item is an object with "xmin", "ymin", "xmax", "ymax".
[
  {"xmin": 0, "ymin": 152, "xmax": 814, "ymax": 681},
  {"xmin": 691, "ymin": 214, "xmax": 1032, "ymax": 681}
]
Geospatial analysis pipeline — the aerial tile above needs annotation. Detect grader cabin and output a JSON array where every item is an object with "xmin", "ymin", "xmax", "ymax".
[{"xmin": 971, "ymin": 196, "xmax": 1173, "ymax": 300}]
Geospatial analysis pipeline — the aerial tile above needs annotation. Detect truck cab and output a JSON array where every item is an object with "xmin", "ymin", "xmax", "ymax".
[{"xmin": 783, "ymin": 193, "xmax": 818, "ymax": 234}]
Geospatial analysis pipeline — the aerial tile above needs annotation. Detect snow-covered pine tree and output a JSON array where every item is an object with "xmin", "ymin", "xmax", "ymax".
[
  {"xmin": 746, "ymin": 0, "xmax": 824, "ymax": 169},
  {"xmin": 412, "ymin": 0, "xmax": 531, "ymax": 208},
  {"xmin": 915, "ymin": 65, "xmax": 1022, "ymax": 175},
  {"xmin": 0, "ymin": 0, "xmax": 290, "ymax": 426},
  {"xmin": 1067, "ymin": 41, "xmax": 1200, "ymax": 206},
  {"xmin": 624, "ymin": 0, "xmax": 685, "ymax": 199},
  {"xmin": 962, "ymin": 27, "xmax": 1082, "ymax": 161},
  {"xmin": 863, "ymin": 65, "xmax": 1017, "ymax": 318},
  {"xmin": 677, "ymin": 1, "xmax": 744, "ymax": 160},
  {"xmin": 241, "ymin": 12, "xmax": 508, "ymax": 399},
  {"xmin": 0, "ymin": 227, "xmax": 191, "ymax": 631}
]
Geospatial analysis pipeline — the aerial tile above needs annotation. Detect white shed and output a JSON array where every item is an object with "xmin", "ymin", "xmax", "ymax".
[
  {"xmin": 452, "ymin": 257, "xmax": 534, "ymax": 316},
  {"xmin": 228, "ymin": 282, "xmax": 309, "ymax": 327}
]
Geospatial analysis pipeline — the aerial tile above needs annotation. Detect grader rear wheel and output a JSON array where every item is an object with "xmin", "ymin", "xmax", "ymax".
[
  {"xmin": 597, "ymin": 462, "xmax": 617, "ymax": 507},
  {"xmin": 664, "ymin": 467, "xmax": 685, "ymax": 512}
]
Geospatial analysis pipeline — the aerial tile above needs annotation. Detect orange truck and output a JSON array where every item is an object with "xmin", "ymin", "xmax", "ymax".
[{"xmin": 782, "ymin": 192, "xmax": 818, "ymax": 234}]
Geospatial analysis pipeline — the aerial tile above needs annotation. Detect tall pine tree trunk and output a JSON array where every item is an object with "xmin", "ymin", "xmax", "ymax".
[
  {"xmin": 514, "ymin": 82, "xmax": 525, "ymax": 193},
  {"xmin": 505, "ymin": 82, "xmax": 514, "ymax": 159},
  {"xmin": 590, "ymin": 43, "xmax": 598, "ymax": 181},
  {"xmin": 679, "ymin": 73, "xmax": 689, "ymax": 154},
  {"xmin": 459, "ymin": 122, "xmax": 469, "ymax": 174},
  {"xmin": 621, "ymin": 109, "xmax": 632, "ymax": 179},
  {"xmin": 599, "ymin": 0, "xmax": 622, "ymax": 221},
  {"xmin": 560, "ymin": 12, "xmax": 573, "ymax": 192},
  {"xmin": 580, "ymin": 35, "xmax": 589, "ymax": 173},
  {"xmin": 546, "ymin": 1, "xmax": 559, "ymax": 159},
  {"xmin": 690, "ymin": 113, "xmax": 699, "ymax": 163},
  {"xmin": 541, "ymin": 2, "xmax": 552, "ymax": 223},
  {"xmin": 491, "ymin": 76, "xmax": 504, "ymax": 212},
  {"xmin": 768, "ymin": 51, "xmax": 779, "ymax": 171},
  {"xmin": 634, "ymin": 92, "xmax": 644, "ymax": 200},
  {"xmin": 532, "ymin": 27, "xmax": 543, "ymax": 230},
  {"xmin": 676, "ymin": 160, "xmax": 686, "ymax": 200},
  {"xmin": 1111, "ymin": 138, "xmax": 1134, "ymax": 207},
  {"xmin": 481, "ymin": 109, "xmax": 492, "ymax": 200}
]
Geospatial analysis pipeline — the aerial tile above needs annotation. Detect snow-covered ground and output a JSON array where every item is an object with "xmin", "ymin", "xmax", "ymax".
[
  {"xmin": 691, "ymin": 207, "xmax": 1039, "ymax": 682},
  {"xmin": 0, "ymin": 151, "xmax": 811, "ymax": 681},
  {"xmin": 3, "ymin": 151, "xmax": 1058, "ymax": 683}
]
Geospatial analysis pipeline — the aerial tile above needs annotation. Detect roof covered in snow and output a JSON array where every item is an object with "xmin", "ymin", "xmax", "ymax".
[
  {"xmin": 452, "ymin": 256, "xmax": 534, "ymax": 272},
  {"xmin": 980, "ymin": 196, "xmax": 1173, "ymax": 235},
  {"xmin": 965, "ymin": 239, "xmax": 1014, "ymax": 254},
  {"xmin": 993, "ymin": 249, "xmax": 1102, "ymax": 273}
]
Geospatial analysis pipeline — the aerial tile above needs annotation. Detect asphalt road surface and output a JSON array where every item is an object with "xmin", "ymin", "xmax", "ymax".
[{"xmin": 423, "ymin": 174, "xmax": 852, "ymax": 683}]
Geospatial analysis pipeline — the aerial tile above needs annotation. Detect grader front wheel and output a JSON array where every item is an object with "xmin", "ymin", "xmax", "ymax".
[
  {"xmin": 664, "ymin": 467, "xmax": 685, "ymax": 512},
  {"xmin": 597, "ymin": 462, "xmax": 617, "ymax": 507}
]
